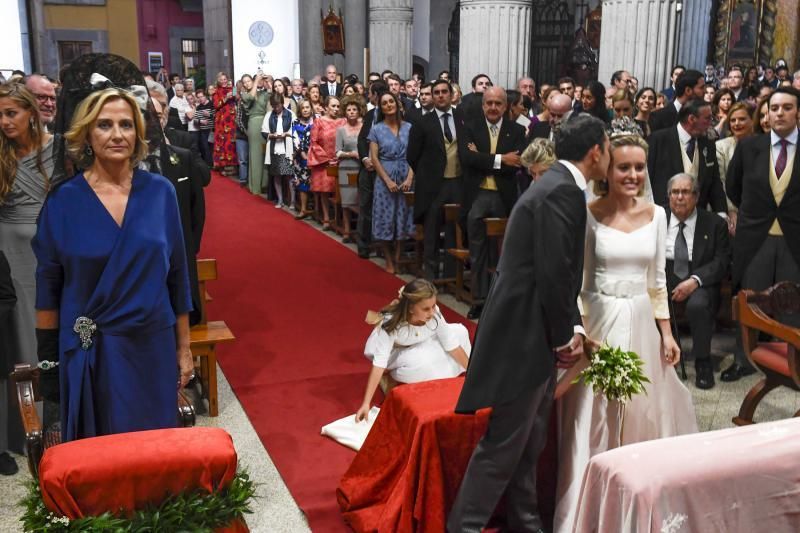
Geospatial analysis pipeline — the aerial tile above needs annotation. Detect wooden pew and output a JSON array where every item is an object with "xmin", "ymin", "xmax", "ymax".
[
  {"xmin": 445, "ymin": 204, "xmax": 473, "ymax": 303},
  {"xmin": 191, "ymin": 259, "xmax": 235, "ymax": 417}
]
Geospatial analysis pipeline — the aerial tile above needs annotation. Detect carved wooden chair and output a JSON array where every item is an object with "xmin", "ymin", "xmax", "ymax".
[
  {"xmin": 444, "ymin": 204, "xmax": 473, "ymax": 303},
  {"xmin": 10, "ymin": 363, "xmax": 195, "ymax": 478},
  {"xmin": 732, "ymin": 281, "xmax": 800, "ymax": 426}
]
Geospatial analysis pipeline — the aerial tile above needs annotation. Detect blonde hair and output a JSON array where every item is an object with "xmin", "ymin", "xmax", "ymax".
[
  {"xmin": 593, "ymin": 134, "xmax": 649, "ymax": 197},
  {"xmin": 520, "ymin": 138, "xmax": 556, "ymax": 168},
  {"xmin": 380, "ymin": 279, "xmax": 438, "ymax": 334},
  {"xmin": 65, "ymin": 88, "xmax": 149, "ymax": 169},
  {"xmin": 0, "ymin": 82, "xmax": 48, "ymax": 203}
]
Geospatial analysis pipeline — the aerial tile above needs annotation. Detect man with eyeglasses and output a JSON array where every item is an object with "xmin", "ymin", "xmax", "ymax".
[
  {"xmin": 24, "ymin": 74, "xmax": 57, "ymax": 130},
  {"xmin": 665, "ymin": 173, "xmax": 730, "ymax": 389}
]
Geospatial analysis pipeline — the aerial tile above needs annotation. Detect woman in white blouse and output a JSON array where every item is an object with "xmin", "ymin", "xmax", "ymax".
[{"xmin": 355, "ymin": 279, "xmax": 471, "ymax": 422}]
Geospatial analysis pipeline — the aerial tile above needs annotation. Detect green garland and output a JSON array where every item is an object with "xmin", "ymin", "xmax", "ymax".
[
  {"xmin": 572, "ymin": 343, "xmax": 651, "ymax": 404},
  {"xmin": 20, "ymin": 470, "xmax": 256, "ymax": 532}
]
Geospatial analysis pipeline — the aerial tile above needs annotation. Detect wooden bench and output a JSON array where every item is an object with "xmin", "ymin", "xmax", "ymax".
[
  {"xmin": 191, "ymin": 259, "xmax": 235, "ymax": 417},
  {"xmin": 484, "ymin": 217, "xmax": 507, "ymax": 273},
  {"xmin": 444, "ymin": 204, "xmax": 473, "ymax": 303}
]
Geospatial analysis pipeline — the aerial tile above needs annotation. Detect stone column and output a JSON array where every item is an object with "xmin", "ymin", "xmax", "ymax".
[
  {"xmin": 676, "ymin": 0, "xmax": 713, "ymax": 70},
  {"xmin": 343, "ymin": 0, "xmax": 368, "ymax": 79},
  {"xmin": 202, "ymin": 0, "xmax": 233, "ymax": 81},
  {"xmin": 458, "ymin": 0, "xmax": 532, "ymax": 90},
  {"xmin": 369, "ymin": 0, "xmax": 414, "ymax": 79},
  {"xmin": 598, "ymin": 0, "xmax": 680, "ymax": 91}
]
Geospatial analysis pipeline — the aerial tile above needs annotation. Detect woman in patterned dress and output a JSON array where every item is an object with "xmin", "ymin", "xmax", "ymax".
[
  {"xmin": 368, "ymin": 92, "xmax": 415, "ymax": 273},
  {"xmin": 308, "ymin": 96, "xmax": 344, "ymax": 230},
  {"xmin": 212, "ymin": 72, "xmax": 239, "ymax": 175},
  {"xmin": 292, "ymin": 100, "xmax": 314, "ymax": 218}
]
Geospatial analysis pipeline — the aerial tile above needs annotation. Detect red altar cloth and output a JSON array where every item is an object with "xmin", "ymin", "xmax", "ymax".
[
  {"xmin": 337, "ymin": 377, "xmax": 557, "ymax": 532},
  {"xmin": 39, "ymin": 427, "xmax": 247, "ymax": 532}
]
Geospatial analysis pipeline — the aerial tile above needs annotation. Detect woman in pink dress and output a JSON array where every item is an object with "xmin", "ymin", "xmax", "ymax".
[{"xmin": 307, "ymin": 96, "xmax": 344, "ymax": 230}]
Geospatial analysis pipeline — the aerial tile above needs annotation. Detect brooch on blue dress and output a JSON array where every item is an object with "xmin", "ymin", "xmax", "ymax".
[{"xmin": 73, "ymin": 316, "xmax": 97, "ymax": 350}]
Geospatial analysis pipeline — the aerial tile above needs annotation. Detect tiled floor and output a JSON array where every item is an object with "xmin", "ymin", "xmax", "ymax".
[{"xmin": 2, "ymin": 222, "xmax": 797, "ymax": 531}]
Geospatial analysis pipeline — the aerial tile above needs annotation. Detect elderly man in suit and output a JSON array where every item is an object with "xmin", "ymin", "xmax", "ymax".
[
  {"xmin": 649, "ymin": 69, "xmax": 706, "ymax": 133},
  {"xmin": 320, "ymin": 64, "xmax": 342, "ymax": 98},
  {"xmin": 724, "ymin": 87, "xmax": 800, "ymax": 381},
  {"xmin": 448, "ymin": 115, "xmax": 610, "ymax": 533},
  {"xmin": 407, "ymin": 79, "xmax": 465, "ymax": 280},
  {"xmin": 666, "ymin": 173, "xmax": 731, "ymax": 389},
  {"xmin": 458, "ymin": 87, "xmax": 527, "ymax": 319},
  {"xmin": 529, "ymin": 92, "xmax": 573, "ymax": 142},
  {"xmin": 647, "ymin": 98, "xmax": 728, "ymax": 214},
  {"xmin": 0, "ymin": 252, "xmax": 19, "ymax": 475}
]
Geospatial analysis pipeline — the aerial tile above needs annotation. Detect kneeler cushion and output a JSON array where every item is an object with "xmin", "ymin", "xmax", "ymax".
[{"xmin": 39, "ymin": 427, "xmax": 245, "ymax": 531}]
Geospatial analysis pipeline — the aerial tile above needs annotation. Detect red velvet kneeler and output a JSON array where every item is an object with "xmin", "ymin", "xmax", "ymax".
[{"xmin": 39, "ymin": 427, "xmax": 247, "ymax": 532}]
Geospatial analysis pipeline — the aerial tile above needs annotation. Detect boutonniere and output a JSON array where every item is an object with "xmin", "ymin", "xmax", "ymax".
[
  {"xmin": 169, "ymin": 150, "xmax": 180, "ymax": 165},
  {"xmin": 702, "ymin": 147, "xmax": 708, "ymax": 160}
]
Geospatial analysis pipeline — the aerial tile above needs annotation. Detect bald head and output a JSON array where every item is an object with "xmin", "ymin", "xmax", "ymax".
[
  {"xmin": 548, "ymin": 93, "xmax": 572, "ymax": 127},
  {"xmin": 482, "ymin": 86, "xmax": 508, "ymax": 123},
  {"xmin": 25, "ymin": 74, "xmax": 57, "ymax": 125}
]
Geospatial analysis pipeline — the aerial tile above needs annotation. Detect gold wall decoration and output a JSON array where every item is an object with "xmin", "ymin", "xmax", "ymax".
[{"xmin": 714, "ymin": 0, "xmax": 777, "ymax": 67}]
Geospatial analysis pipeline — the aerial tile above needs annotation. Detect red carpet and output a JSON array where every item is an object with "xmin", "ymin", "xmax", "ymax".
[{"xmin": 199, "ymin": 174, "xmax": 476, "ymax": 532}]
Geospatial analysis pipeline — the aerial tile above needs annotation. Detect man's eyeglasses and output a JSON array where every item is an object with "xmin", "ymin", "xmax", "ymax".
[
  {"xmin": 33, "ymin": 93, "xmax": 57, "ymax": 104},
  {"xmin": 669, "ymin": 189, "xmax": 695, "ymax": 197}
]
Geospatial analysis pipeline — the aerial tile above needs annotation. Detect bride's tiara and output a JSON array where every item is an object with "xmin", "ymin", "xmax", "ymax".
[{"xmin": 607, "ymin": 116, "xmax": 644, "ymax": 139}]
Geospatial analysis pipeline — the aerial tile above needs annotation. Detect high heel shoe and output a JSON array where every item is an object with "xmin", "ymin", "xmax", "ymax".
[{"xmin": 322, "ymin": 220, "xmax": 332, "ymax": 231}]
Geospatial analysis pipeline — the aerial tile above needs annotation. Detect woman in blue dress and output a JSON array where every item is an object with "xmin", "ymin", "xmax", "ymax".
[
  {"xmin": 292, "ymin": 100, "xmax": 314, "ymax": 218},
  {"xmin": 367, "ymin": 92, "xmax": 415, "ymax": 273},
  {"xmin": 32, "ymin": 88, "xmax": 193, "ymax": 442}
]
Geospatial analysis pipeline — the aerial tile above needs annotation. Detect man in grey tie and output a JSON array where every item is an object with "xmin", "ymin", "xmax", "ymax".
[{"xmin": 665, "ymin": 174, "xmax": 731, "ymax": 389}]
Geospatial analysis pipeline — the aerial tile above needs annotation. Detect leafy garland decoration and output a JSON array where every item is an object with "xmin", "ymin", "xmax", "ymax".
[{"xmin": 20, "ymin": 470, "xmax": 256, "ymax": 532}]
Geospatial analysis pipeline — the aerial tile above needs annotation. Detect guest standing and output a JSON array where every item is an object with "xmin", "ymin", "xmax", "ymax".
[
  {"xmin": 262, "ymin": 92, "xmax": 295, "ymax": 209},
  {"xmin": 580, "ymin": 81, "xmax": 610, "ymax": 123},
  {"xmin": 242, "ymin": 72, "xmax": 270, "ymax": 194},
  {"xmin": 753, "ymin": 97, "xmax": 771, "ymax": 134},
  {"xmin": 308, "ymin": 96, "xmax": 344, "ymax": 229},
  {"xmin": 0, "ymin": 83, "xmax": 54, "ymax": 455},
  {"xmin": 712, "ymin": 88, "xmax": 735, "ymax": 138},
  {"xmin": 194, "ymin": 88, "xmax": 214, "ymax": 165},
  {"xmin": 271, "ymin": 79, "xmax": 297, "ymax": 115},
  {"xmin": 33, "ymin": 88, "xmax": 193, "ymax": 442},
  {"xmin": 634, "ymin": 87, "xmax": 656, "ymax": 138},
  {"xmin": 212, "ymin": 72, "xmax": 239, "ymax": 175},
  {"xmin": 724, "ymin": 87, "xmax": 800, "ymax": 381},
  {"xmin": 368, "ymin": 92, "xmax": 415, "ymax": 273},
  {"xmin": 234, "ymin": 76, "xmax": 250, "ymax": 188},
  {"xmin": 715, "ymin": 101, "xmax": 754, "ymax": 219},
  {"xmin": 335, "ymin": 95, "xmax": 364, "ymax": 238},
  {"xmin": 292, "ymin": 100, "xmax": 314, "ymax": 218}
]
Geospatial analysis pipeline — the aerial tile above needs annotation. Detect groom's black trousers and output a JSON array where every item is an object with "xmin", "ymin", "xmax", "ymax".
[{"xmin": 448, "ymin": 372, "xmax": 555, "ymax": 533}]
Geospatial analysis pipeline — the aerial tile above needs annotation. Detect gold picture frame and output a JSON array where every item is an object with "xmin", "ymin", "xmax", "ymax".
[
  {"xmin": 714, "ymin": 0, "xmax": 778, "ymax": 68},
  {"xmin": 321, "ymin": 7, "xmax": 345, "ymax": 56}
]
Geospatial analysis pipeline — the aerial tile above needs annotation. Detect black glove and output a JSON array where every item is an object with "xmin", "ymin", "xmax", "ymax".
[{"xmin": 36, "ymin": 328, "xmax": 60, "ymax": 403}]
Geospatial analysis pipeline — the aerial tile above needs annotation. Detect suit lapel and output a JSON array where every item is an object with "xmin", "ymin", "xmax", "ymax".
[
  {"xmin": 428, "ymin": 112, "xmax": 446, "ymax": 153},
  {"xmin": 692, "ymin": 212, "xmax": 708, "ymax": 265},
  {"xmin": 668, "ymin": 128, "xmax": 683, "ymax": 174},
  {"xmin": 785, "ymin": 128, "xmax": 800, "ymax": 197}
]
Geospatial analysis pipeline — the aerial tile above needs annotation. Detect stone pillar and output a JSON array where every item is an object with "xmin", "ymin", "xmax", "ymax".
[
  {"xmin": 202, "ymin": 0, "xmax": 233, "ymax": 82},
  {"xmin": 343, "ymin": 0, "xmax": 368, "ymax": 79},
  {"xmin": 598, "ymin": 0, "xmax": 680, "ymax": 92},
  {"xmin": 458, "ymin": 0, "xmax": 532, "ymax": 90},
  {"xmin": 676, "ymin": 0, "xmax": 713, "ymax": 70},
  {"xmin": 369, "ymin": 0, "xmax": 414, "ymax": 79}
]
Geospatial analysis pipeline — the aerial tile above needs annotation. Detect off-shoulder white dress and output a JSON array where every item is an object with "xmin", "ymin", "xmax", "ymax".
[{"xmin": 554, "ymin": 206, "xmax": 698, "ymax": 532}]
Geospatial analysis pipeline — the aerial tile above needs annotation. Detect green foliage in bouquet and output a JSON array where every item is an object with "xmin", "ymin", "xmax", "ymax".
[
  {"xmin": 572, "ymin": 343, "xmax": 651, "ymax": 403},
  {"xmin": 20, "ymin": 470, "xmax": 256, "ymax": 532}
]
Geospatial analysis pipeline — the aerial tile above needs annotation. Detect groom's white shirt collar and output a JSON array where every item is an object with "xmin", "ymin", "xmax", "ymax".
[{"xmin": 559, "ymin": 160, "xmax": 587, "ymax": 191}]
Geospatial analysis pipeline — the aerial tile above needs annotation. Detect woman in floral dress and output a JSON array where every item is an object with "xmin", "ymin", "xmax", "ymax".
[
  {"xmin": 292, "ymin": 100, "xmax": 314, "ymax": 218},
  {"xmin": 212, "ymin": 71, "xmax": 239, "ymax": 174}
]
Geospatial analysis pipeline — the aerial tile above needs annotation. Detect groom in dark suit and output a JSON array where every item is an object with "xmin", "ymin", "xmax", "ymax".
[
  {"xmin": 665, "ymin": 174, "xmax": 731, "ymax": 389},
  {"xmin": 448, "ymin": 115, "xmax": 611, "ymax": 533}
]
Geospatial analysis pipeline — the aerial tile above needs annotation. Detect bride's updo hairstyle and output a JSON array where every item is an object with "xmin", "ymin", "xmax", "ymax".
[
  {"xmin": 380, "ymin": 279, "xmax": 438, "ymax": 333},
  {"xmin": 593, "ymin": 117, "xmax": 649, "ymax": 197}
]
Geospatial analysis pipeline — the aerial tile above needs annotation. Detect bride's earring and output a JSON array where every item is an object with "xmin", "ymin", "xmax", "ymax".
[{"xmin": 85, "ymin": 145, "xmax": 94, "ymax": 156}]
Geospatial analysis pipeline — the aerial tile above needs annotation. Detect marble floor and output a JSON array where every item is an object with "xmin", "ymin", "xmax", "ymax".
[{"xmin": 2, "ymin": 218, "xmax": 798, "ymax": 532}]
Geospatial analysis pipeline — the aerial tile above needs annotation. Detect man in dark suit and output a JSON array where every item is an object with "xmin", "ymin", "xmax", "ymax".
[
  {"xmin": 356, "ymin": 81, "xmax": 388, "ymax": 258},
  {"xmin": 449, "ymin": 116, "xmax": 610, "ymax": 532},
  {"xmin": 152, "ymin": 97, "xmax": 206, "ymax": 326},
  {"xmin": 665, "ymin": 174, "xmax": 731, "ymax": 389},
  {"xmin": 407, "ymin": 79, "xmax": 465, "ymax": 280},
  {"xmin": 459, "ymin": 73, "xmax": 492, "ymax": 121},
  {"xmin": 661, "ymin": 64, "xmax": 686, "ymax": 102},
  {"xmin": 0, "ymin": 251, "xmax": 19, "ymax": 475},
  {"xmin": 458, "ymin": 87, "xmax": 527, "ymax": 318},
  {"xmin": 319, "ymin": 64, "xmax": 342, "ymax": 98},
  {"xmin": 725, "ymin": 87, "xmax": 800, "ymax": 381},
  {"xmin": 647, "ymin": 98, "xmax": 728, "ymax": 214},
  {"xmin": 727, "ymin": 67, "xmax": 748, "ymax": 103},
  {"xmin": 649, "ymin": 69, "xmax": 706, "ymax": 133},
  {"xmin": 528, "ymin": 92, "xmax": 574, "ymax": 142},
  {"xmin": 385, "ymin": 74, "xmax": 421, "ymax": 124}
]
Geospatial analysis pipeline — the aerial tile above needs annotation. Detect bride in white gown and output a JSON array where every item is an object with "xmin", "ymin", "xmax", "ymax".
[{"xmin": 555, "ymin": 133, "xmax": 699, "ymax": 532}]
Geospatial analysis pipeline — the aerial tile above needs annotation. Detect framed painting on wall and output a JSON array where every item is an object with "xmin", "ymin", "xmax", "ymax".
[{"xmin": 714, "ymin": 0, "xmax": 777, "ymax": 68}]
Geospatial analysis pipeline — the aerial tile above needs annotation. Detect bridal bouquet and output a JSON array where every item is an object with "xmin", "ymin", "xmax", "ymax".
[{"xmin": 572, "ymin": 343, "xmax": 650, "ymax": 403}]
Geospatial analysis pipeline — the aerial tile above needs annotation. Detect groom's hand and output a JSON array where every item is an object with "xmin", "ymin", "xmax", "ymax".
[{"xmin": 555, "ymin": 333, "xmax": 584, "ymax": 368}]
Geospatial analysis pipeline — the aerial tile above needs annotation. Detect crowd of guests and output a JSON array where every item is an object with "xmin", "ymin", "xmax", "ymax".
[{"xmin": 0, "ymin": 52, "xmax": 799, "ymax": 491}]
